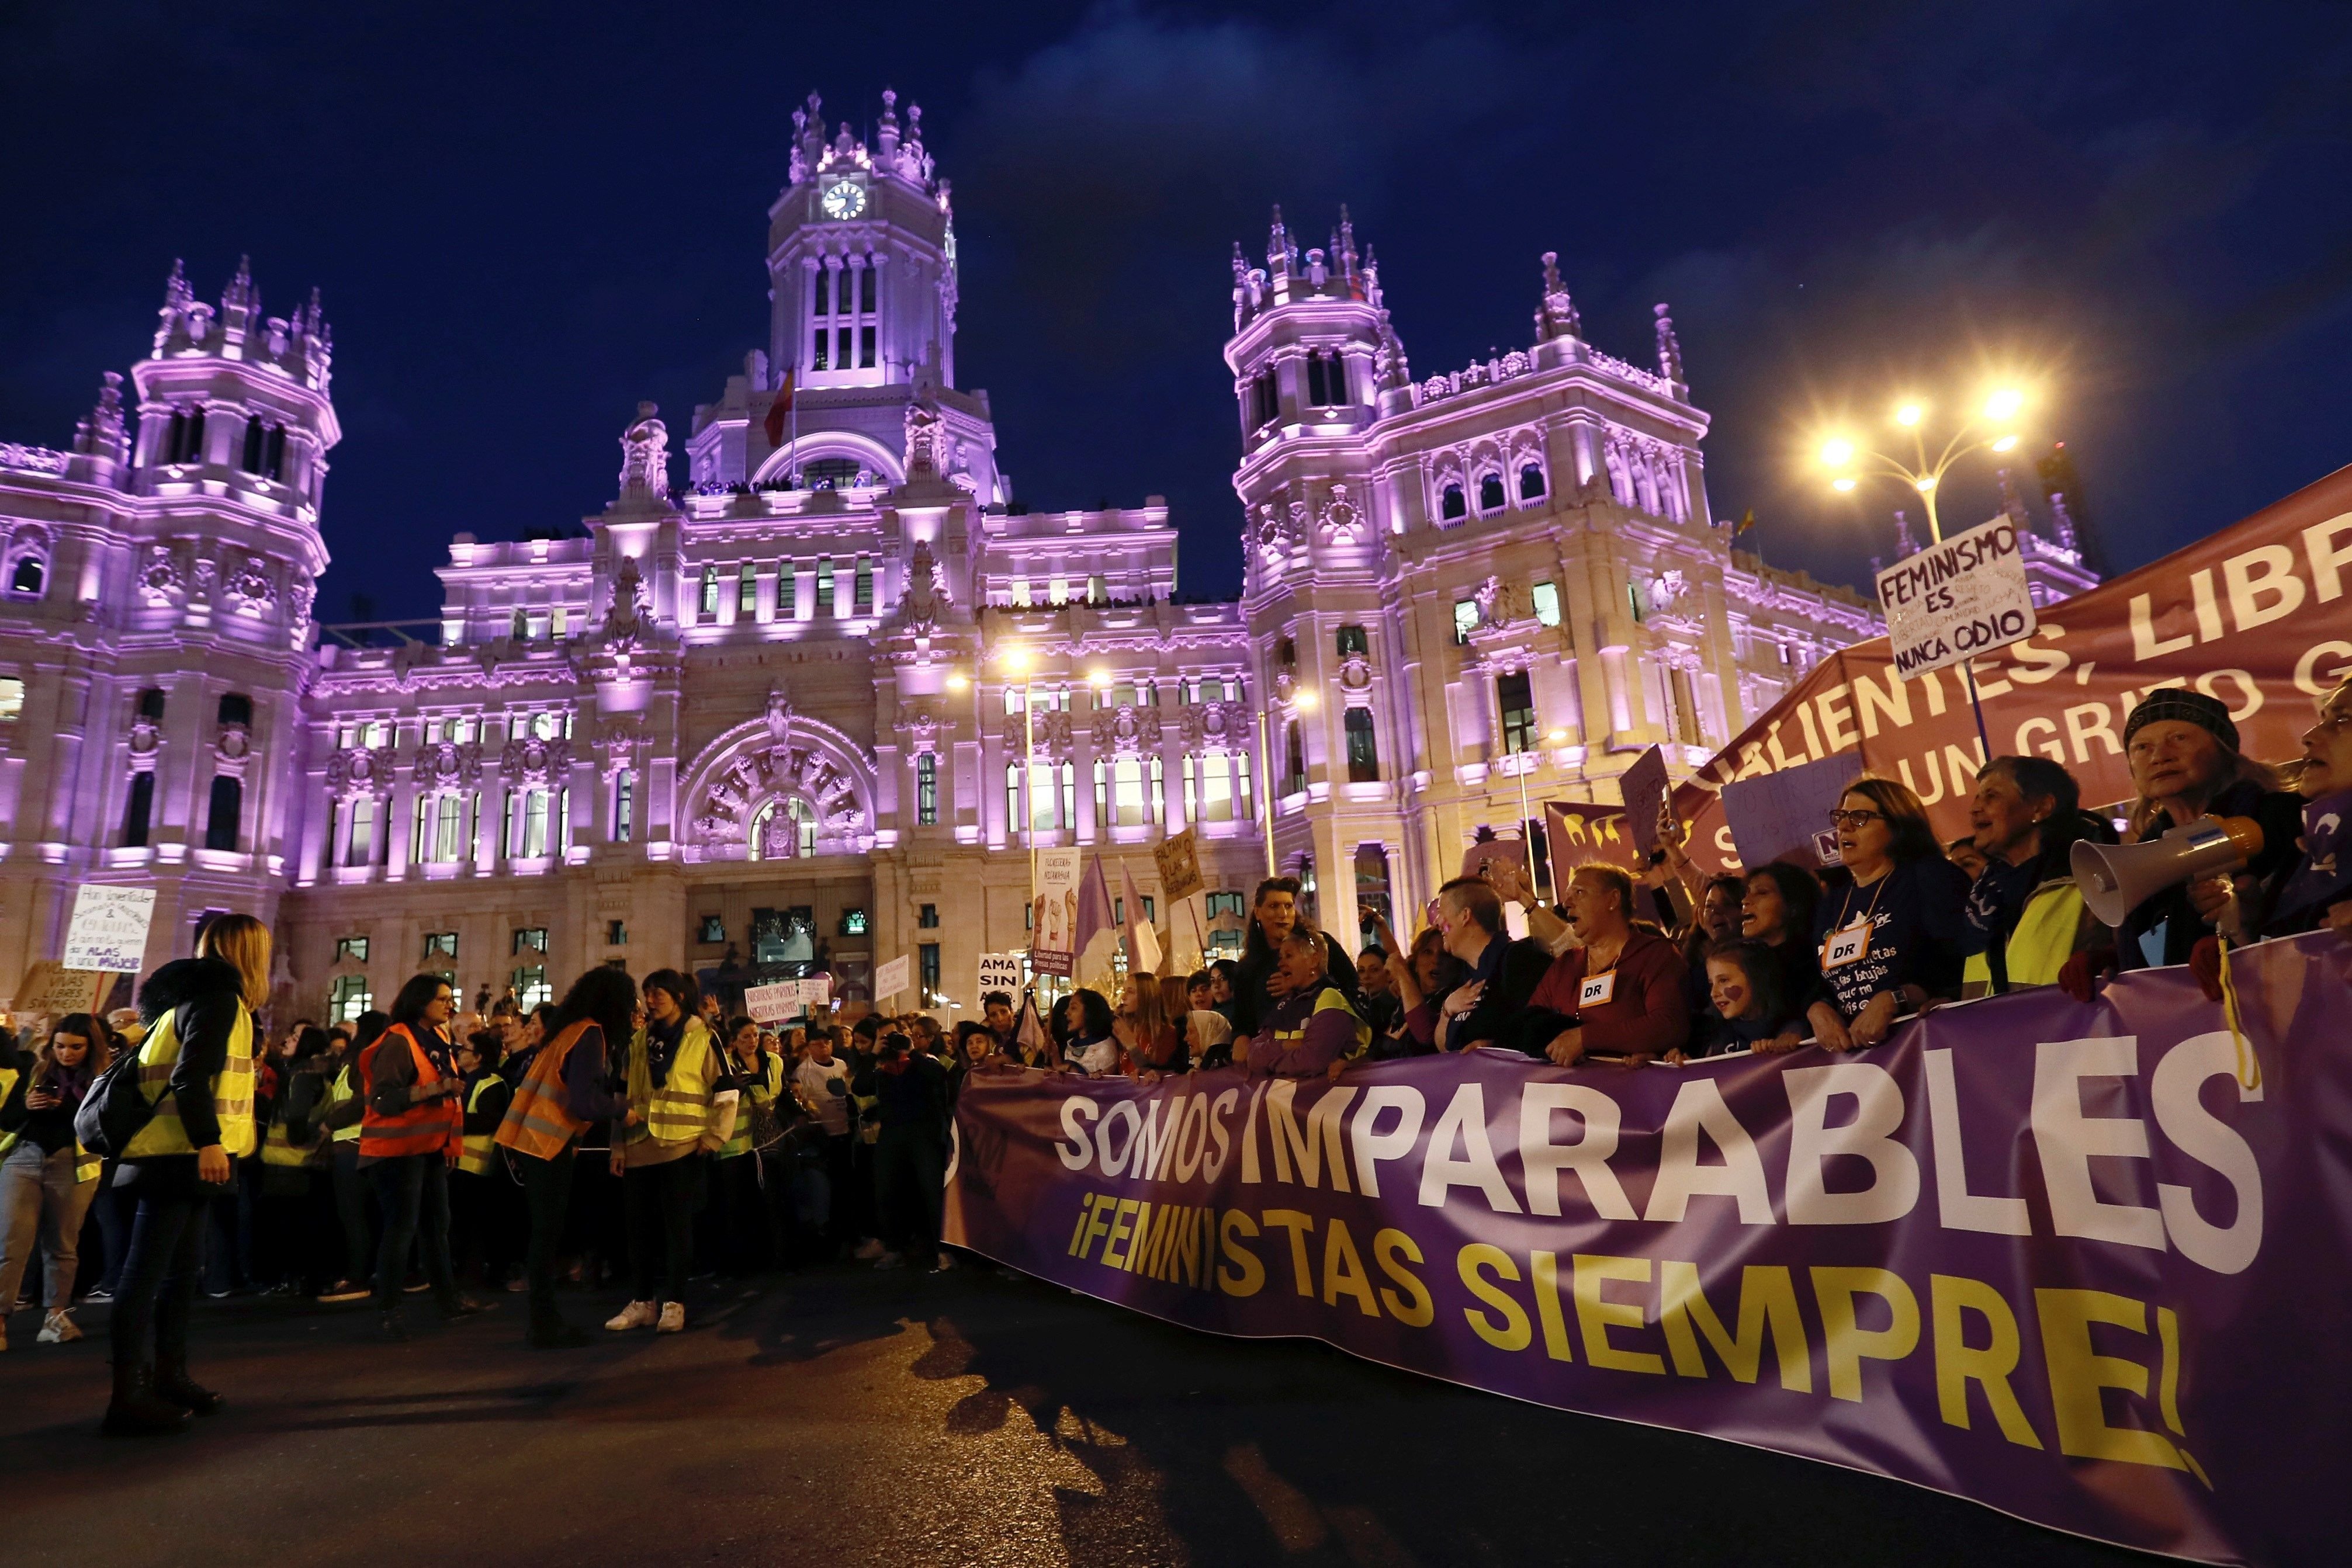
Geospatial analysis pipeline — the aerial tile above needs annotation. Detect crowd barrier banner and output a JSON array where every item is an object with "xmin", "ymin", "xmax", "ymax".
[
  {"xmin": 945, "ymin": 933, "xmax": 2352, "ymax": 1566},
  {"xmin": 1671, "ymin": 463, "xmax": 2352, "ymax": 872}
]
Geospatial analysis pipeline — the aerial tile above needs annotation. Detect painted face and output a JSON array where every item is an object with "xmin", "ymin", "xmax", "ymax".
[
  {"xmin": 1706, "ymin": 958, "xmax": 1754, "ymax": 1021},
  {"xmin": 1832, "ymin": 792, "xmax": 1895, "ymax": 869},
  {"xmin": 2298, "ymin": 684, "xmax": 2352, "ymax": 798},
  {"xmin": 1255, "ymin": 890, "xmax": 1298, "ymax": 944},
  {"xmin": 732, "ymin": 1023, "xmax": 760, "ymax": 1056},
  {"xmin": 1741, "ymin": 876, "xmax": 1787, "ymax": 942},
  {"xmin": 2128, "ymin": 719, "xmax": 2228, "ymax": 807}
]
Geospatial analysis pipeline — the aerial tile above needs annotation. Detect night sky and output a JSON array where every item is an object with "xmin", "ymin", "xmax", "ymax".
[{"xmin": 5, "ymin": 2, "xmax": 2349, "ymax": 622}]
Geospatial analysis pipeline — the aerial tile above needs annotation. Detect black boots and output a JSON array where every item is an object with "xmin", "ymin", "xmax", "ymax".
[
  {"xmin": 154, "ymin": 1357, "xmax": 225, "ymax": 1416},
  {"xmin": 102, "ymin": 1363, "xmax": 191, "ymax": 1438}
]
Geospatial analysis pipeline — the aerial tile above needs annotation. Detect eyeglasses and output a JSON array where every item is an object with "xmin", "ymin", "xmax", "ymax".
[{"xmin": 1826, "ymin": 809, "xmax": 1885, "ymax": 828}]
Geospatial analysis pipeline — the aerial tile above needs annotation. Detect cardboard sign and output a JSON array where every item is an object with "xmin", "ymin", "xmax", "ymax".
[
  {"xmin": 1874, "ymin": 518, "xmax": 2038, "ymax": 678},
  {"xmin": 1460, "ymin": 836, "xmax": 1529, "ymax": 883},
  {"xmin": 1617, "ymin": 746, "xmax": 1670, "ymax": 856},
  {"xmin": 8, "ymin": 961, "xmax": 110, "ymax": 1018},
  {"xmin": 976, "ymin": 952, "xmax": 1024, "ymax": 1002},
  {"xmin": 1153, "ymin": 829, "xmax": 1204, "ymax": 903},
  {"xmin": 1719, "ymin": 751, "xmax": 1868, "ymax": 872},
  {"xmin": 62, "ymin": 884, "xmax": 157, "ymax": 973},
  {"xmin": 1030, "ymin": 848, "xmax": 1083, "ymax": 979},
  {"xmin": 1543, "ymin": 802, "xmax": 1647, "ymax": 876},
  {"xmin": 743, "ymin": 982, "xmax": 799, "ymax": 1025},
  {"xmin": 874, "ymin": 954, "xmax": 912, "ymax": 1003},
  {"xmin": 798, "ymin": 975, "xmax": 831, "ymax": 1011}
]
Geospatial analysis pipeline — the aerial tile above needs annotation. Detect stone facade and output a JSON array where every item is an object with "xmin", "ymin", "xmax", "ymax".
[{"xmin": 2, "ymin": 90, "xmax": 2083, "ymax": 1021}]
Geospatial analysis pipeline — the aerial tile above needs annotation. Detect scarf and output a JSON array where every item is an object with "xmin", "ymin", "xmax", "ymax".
[{"xmin": 644, "ymin": 1014, "xmax": 684, "ymax": 1088}]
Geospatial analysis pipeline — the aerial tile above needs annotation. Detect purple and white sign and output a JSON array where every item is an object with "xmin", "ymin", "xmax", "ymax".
[{"xmin": 947, "ymin": 932, "xmax": 2352, "ymax": 1565}]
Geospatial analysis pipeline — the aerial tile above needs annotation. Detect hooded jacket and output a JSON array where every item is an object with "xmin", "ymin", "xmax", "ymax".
[{"xmin": 132, "ymin": 956, "xmax": 248, "ymax": 1155}]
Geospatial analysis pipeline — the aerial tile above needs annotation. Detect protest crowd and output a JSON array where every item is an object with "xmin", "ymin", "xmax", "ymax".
[{"xmin": 1, "ymin": 679, "xmax": 2347, "ymax": 1441}]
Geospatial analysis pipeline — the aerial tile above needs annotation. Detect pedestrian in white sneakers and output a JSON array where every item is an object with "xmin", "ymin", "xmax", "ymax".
[
  {"xmin": 605, "ymin": 970, "xmax": 729, "ymax": 1335},
  {"xmin": 0, "ymin": 1015, "xmax": 107, "ymax": 1352}
]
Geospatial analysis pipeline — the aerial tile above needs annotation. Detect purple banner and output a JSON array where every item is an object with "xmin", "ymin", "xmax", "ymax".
[{"xmin": 947, "ymin": 932, "xmax": 2352, "ymax": 1565}]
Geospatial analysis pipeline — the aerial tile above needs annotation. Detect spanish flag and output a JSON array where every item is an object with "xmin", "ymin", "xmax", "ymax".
[
  {"xmin": 763, "ymin": 373, "xmax": 796, "ymax": 447},
  {"xmin": 1730, "ymin": 507, "xmax": 1756, "ymax": 541}
]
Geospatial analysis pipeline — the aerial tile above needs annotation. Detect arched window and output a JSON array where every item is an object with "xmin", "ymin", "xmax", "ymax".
[
  {"xmin": 1520, "ymin": 463, "xmax": 1546, "ymax": 500},
  {"xmin": 1439, "ymin": 484, "xmax": 1466, "ymax": 522},
  {"xmin": 915, "ymin": 753, "xmax": 938, "ymax": 826},
  {"xmin": 1343, "ymin": 707, "xmax": 1378, "ymax": 783},
  {"xmin": 1478, "ymin": 472, "xmax": 1506, "ymax": 512},
  {"xmin": 9, "ymin": 555, "xmax": 44, "ymax": 596},
  {"xmin": 204, "ymin": 775, "xmax": 242, "ymax": 852},
  {"xmin": 217, "ymin": 692, "xmax": 252, "ymax": 727},
  {"xmin": 122, "ymin": 771, "xmax": 155, "ymax": 848},
  {"xmin": 137, "ymin": 688, "xmax": 166, "ymax": 721}
]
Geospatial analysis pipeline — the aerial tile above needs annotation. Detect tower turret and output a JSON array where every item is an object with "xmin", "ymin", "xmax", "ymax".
[{"xmin": 1224, "ymin": 203, "xmax": 1384, "ymax": 453}]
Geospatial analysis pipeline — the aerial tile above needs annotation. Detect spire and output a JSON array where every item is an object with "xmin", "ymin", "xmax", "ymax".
[
  {"xmin": 162, "ymin": 257, "xmax": 191, "ymax": 312},
  {"xmin": 2048, "ymin": 490, "xmax": 2081, "ymax": 552},
  {"xmin": 1653, "ymin": 303, "xmax": 1684, "ymax": 384},
  {"xmin": 223, "ymin": 254, "xmax": 256, "ymax": 314},
  {"xmin": 1994, "ymin": 466, "xmax": 2034, "ymax": 532},
  {"xmin": 1266, "ymin": 204, "xmax": 1291, "ymax": 276},
  {"xmin": 1536, "ymin": 251, "xmax": 1581, "ymax": 341},
  {"xmin": 72, "ymin": 371, "xmax": 129, "ymax": 462},
  {"xmin": 1362, "ymin": 242, "xmax": 1382, "ymax": 309},
  {"xmin": 878, "ymin": 87, "xmax": 900, "ymax": 157},
  {"xmin": 1893, "ymin": 509, "xmax": 1920, "ymax": 557},
  {"xmin": 1336, "ymin": 204, "xmax": 1359, "ymax": 282}
]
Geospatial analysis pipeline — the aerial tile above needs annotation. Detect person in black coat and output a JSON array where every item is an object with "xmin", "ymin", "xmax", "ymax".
[
  {"xmin": 1428, "ymin": 876, "xmax": 1553, "ymax": 1052},
  {"xmin": 1230, "ymin": 876, "xmax": 1359, "ymax": 1047}
]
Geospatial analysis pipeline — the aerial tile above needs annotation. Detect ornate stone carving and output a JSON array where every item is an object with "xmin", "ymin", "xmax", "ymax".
[
  {"xmin": 896, "ymin": 539, "xmax": 945, "ymax": 632},
  {"xmin": 411, "ymin": 740, "xmax": 483, "ymax": 790},
  {"xmin": 1026, "ymin": 707, "xmax": 1075, "ymax": 758},
  {"xmin": 594, "ymin": 720, "xmax": 646, "ymax": 780},
  {"xmin": 499, "ymin": 735, "xmax": 573, "ymax": 786},
  {"xmin": 189, "ymin": 553, "xmax": 220, "ymax": 601},
  {"xmin": 1317, "ymin": 483, "xmax": 1363, "ymax": 545},
  {"xmin": 214, "ymin": 723, "xmax": 252, "ymax": 762},
  {"xmin": 1253, "ymin": 500, "xmax": 1303, "ymax": 567},
  {"xmin": 602, "ymin": 554, "xmax": 646, "ymax": 651},
  {"xmin": 1474, "ymin": 574, "xmax": 1523, "ymax": 629},
  {"xmin": 763, "ymin": 681, "xmax": 792, "ymax": 740},
  {"xmin": 1176, "ymin": 699, "xmax": 1249, "ymax": 752},
  {"xmin": 617, "ymin": 402, "xmax": 670, "ymax": 500},
  {"xmin": 1338, "ymin": 652, "xmax": 1372, "ymax": 692},
  {"xmin": 895, "ymin": 704, "xmax": 941, "ymax": 755},
  {"xmin": 1536, "ymin": 251, "xmax": 1582, "ymax": 341},
  {"xmin": 904, "ymin": 400, "xmax": 944, "ymax": 478},
  {"xmin": 226, "ymin": 553, "xmax": 276, "ymax": 612},
  {"xmin": 138, "ymin": 546, "xmax": 184, "ymax": 605},
  {"xmin": 127, "ymin": 714, "xmax": 161, "ymax": 757},
  {"xmin": 1089, "ymin": 702, "xmax": 1162, "ymax": 755},
  {"xmin": 324, "ymin": 744, "xmax": 399, "ymax": 798}
]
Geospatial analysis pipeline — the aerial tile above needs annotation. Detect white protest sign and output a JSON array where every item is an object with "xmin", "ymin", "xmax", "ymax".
[
  {"xmin": 976, "ymin": 952, "xmax": 1024, "ymax": 1001},
  {"xmin": 873, "ymin": 954, "xmax": 911, "ymax": 1002},
  {"xmin": 62, "ymin": 885, "xmax": 157, "ymax": 973},
  {"xmin": 1874, "ymin": 518, "xmax": 2038, "ymax": 679},
  {"xmin": 743, "ymin": 982, "xmax": 798, "ymax": 1025},
  {"xmin": 1030, "ymin": 848, "xmax": 1082, "ymax": 978},
  {"xmin": 797, "ymin": 974, "xmax": 832, "ymax": 1010}
]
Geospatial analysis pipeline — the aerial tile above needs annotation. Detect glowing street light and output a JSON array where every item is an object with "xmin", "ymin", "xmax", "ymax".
[
  {"xmin": 1984, "ymin": 387, "xmax": 2025, "ymax": 421},
  {"xmin": 1811, "ymin": 377, "xmax": 2042, "ymax": 544},
  {"xmin": 1819, "ymin": 438, "xmax": 1855, "ymax": 468},
  {"xmin": 1894, "ymin": 402, "xmax": 1925, "ymax": 427},
  {"xmin": 1001, "ymin": 646, "xmax": 1033, "ymax": 675},
  {"xmin": 1295, "ymin": 688, "xmax": 1320, "ymax": 711},
  {"xmin": 945, "ymin": 671, "xmax": 970, "ymax": 692}
]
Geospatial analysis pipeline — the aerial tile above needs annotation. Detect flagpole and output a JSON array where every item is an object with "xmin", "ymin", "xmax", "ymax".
[{"xmin": 1255, "ymin": 706, "xmax": 1276, "ymax": 881}]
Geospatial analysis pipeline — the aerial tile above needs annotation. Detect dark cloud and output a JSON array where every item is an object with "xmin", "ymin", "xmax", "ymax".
[{"xmin": 1, "ymin": 1, "xmax": 2348, "ymax": 617}]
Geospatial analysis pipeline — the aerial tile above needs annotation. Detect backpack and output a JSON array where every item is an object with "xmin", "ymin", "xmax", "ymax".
[{"xmin": 74, "ymin": 1038, "xmax": 159, "ymax": 1158}]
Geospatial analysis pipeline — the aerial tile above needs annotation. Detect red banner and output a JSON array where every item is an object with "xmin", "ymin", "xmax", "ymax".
[{"xmin": 1676, "ymin": 464, "xmax": 2352, "ymax": 869}]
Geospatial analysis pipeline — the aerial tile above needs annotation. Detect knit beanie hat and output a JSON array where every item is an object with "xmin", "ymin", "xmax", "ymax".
[{"xmin": 2122, "ymin": 688, "xmax": 2239, "ymax": 754}]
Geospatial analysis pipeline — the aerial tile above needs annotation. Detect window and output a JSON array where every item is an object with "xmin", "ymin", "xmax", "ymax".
[
  {"xmin": 817, "ymin": 557, "xmax": 834, "ymax": 616},
  {"xmin": 1498, "ymin": 671, "xmax": 1537, "ymax": 755},
  {"xmin": 1184, "ymin": 753, "xmax": 1237, "ymax": 823},
  {"xmin": 345, "ymin": 796, "xmax": 378, "ymax": 867},
  {"xmin": 1440, "ymin": 484, "xmax": 1466, "ymax": 522},
  {"xmin": 512, "ymin": 966, "xmax": 550, "ymax": 1011},
  {"xmin": 1532, "ymin": 581, "xmax": 1562, "ymax": 628},
  {"xmin": 918, "ymin": 903, "xmax": 940, "ymax": 929},
  {"xmin": 1086, "ymin": 574, "xmax": 1106, "ymax": 606},
  {"xmin": 203, "ymin": 775, "xmax": 241, "ymax": 852},
  {"xmin": 606, "ymin": 920, "xmax": 628, "ymax": 945},
  {"xmin": 1453, "ymin": 599, "xmax": 1479, "ymax": 644},
  {"xmin": 1009, "ymin": 577, "xmax": 1031, "ymax": 608},
  {"xmin": 1479, "ymin": 473, "xmax": 1506, "ymax": 512},
  {"xmin": 1283, "ymin": 721, "xmax": 1306, "ymax": 796},
  {"xmin": 123, "ymin": 771, "xmax": 155, "ymax": 847},
  {"xmin": 698, "ymin": 914, "xmax": 726, "ymax": 945},
  {"xmin": 217, "ymin": 693, "xmax": 252, "ymax": 727},
  {"xmin": 802, "ymin": 457, "xmax": 859, "ymax": 488},
  {"xmin": 1335, "ymin": 625, "xmax": 1369, "ymax": 658},
  {"xmin": 614, "ymin": 770, "xmax": 634, "ymax": 843},
  {"xmin": 328, "ymin": 974, "xmax": 372, "ymax": 1024},
  {"xmin": 854, "ymin": 557, "xmax": 873, "ymax": 613},
  {"xmin": 1008, "ymin": 759, "xmax": 1075, "ymax": 832},
  {"xmin": 777, "ymin": 560, "xmax": 796, "ymax": 618},
  {"xmin": 809, "ymin": 261, "xmax": 879, "ymax": 372},
  {"xmin": 137, "ymin": 688, "xmax": 166, "ymax": 722},
  {"xmin": 738, "ymin": 562, "xmax": 757, "ymax": 615},
  {"xmin": 335, "ymin": 935, "xmax": 370, "ymax": 964},
  {"xmin": 919, "ymin": 942, "xmax": 941, "ymax": 1004},
  {"xmin": 10, "ymin": 556, "xmax": 44, "ymax": 596},
  {"xmin": 700, "ymin": 566, "xmax": 719, "ymax": 618},
  {"xmin": 1097, "ymin": 755, "xmax": 1155, "ymax": 827},
  {"xmin": 164, "ymin": 406, "xmax": 206, "ymax": 464},
  {"xmin": 521, "ymin": 789, "xmax": 549, "ymax": 858},
  {"xmin": 915, "ymin": 753, "xmax": 938, "ymax": 825},
  {"xmin": 1206, "ymin": 891, "xmax": 1245, "ymax": 919},
  {"xmin": 1628, "ymin": 581, "xmax": 1647, "ymax": 625},
  {"xmin": 1048, "ymin": 578, "xmax": 1069, "ymax": 606},
  {"xmin": 1247, "ymin": 369, "xmax": 1279, "ymax": 429},
  {"xmin": 1343, "ymin": 708, "xmax": 1379, "ymax": 783},
  {"xmin": 512, "ymin": 927, "xmax": 548, "ymax": 956},
  {"xmin": 1520, "ymin": 463, "xmax": 1546, "ymax": 500},
  {"xmin": 840, "ymin": 908, "xmax": 869, "ymax": 937},
  {"xmin": 432, "ymin": 794, "xmax": 463, "ymax": 861},
  {"xmin": 423, "ymin": 932, "xmax": 458, "ymax": 962},
  {"xmin": 512, "ymin": 608, "xmax": 529, "ymax": 640},
  {"xmin": 1305, "ymin": 349, "xmax": 1347, "ymax": 407},
  {"xmin": 0, "ymin": 677, "xmax": 21, "ymax": 723}
]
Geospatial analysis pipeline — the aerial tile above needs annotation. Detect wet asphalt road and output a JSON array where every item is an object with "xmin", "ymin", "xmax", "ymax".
[{"xmin": 0, "ymin": 1261, "xmax": 2149, "ymax": 1567}]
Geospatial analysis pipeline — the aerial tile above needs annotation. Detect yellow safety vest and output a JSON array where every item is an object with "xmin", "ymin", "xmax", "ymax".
[
  {"xmin": 259, "ymin": 1088, "xmax": 329, "ymax": 1169},
  {"xmin": 1272, "ymin": 987, "xmax": 1373, "ymax": 1061},
  {"xmin": 718, "ymin": 1053, "xmax": 783, "ymax": 1159},
  {"xmin": 624, "ymin": 1019, "xmax": 716, "ymax": 1148},
  {"xmin": 0, "ymin": 1064, "xmax": 101, "ymax": 1182},
  {"xmin": 122, "ymin": 1000, "xmax": 258, "ymax": 1159},
  {"xmin": 458, "ymin": 1077, "xmax": 500, "ymax": 1175},
  {"xmin": 325, "ymin": 1060, "xmax": 362, "ymax": 1144},
  {"xmin": 1963, "ymin": 880, "xmax": 2096, "ymax": 995}
]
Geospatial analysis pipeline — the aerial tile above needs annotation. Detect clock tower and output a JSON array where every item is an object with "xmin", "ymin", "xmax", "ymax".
[{"xmin": 767, "ymin": 89, "xmax": 958, "ymax": 395}]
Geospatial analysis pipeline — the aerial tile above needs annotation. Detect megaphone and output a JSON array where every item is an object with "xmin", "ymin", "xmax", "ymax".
[{"xmin": 2071, "ymin": 816, "xmax": 2265, "ymax": 927}]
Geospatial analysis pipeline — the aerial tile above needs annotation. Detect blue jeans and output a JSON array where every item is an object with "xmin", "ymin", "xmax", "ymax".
[
  {"xmin": 368, "ymin": 1155, "xmax": 458, "ymax": 1313},
  {"xmin": 109, "ymin": 1188, "xmax": 206, "ymax": 1373}
]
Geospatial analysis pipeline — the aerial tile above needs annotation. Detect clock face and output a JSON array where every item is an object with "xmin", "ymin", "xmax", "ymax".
[{"xmin": 821, "ymin": 180, "xmax": 865, "ymax": 220}]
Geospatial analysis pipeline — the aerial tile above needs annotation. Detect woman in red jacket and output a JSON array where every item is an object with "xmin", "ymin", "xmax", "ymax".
[{"xmin": 1504, "ymin": 865, "xmax": 1692, "ymax": 1068}]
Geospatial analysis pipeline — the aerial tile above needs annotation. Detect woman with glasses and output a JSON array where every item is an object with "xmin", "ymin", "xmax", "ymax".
[{"xmin": 1806, "ymin": 778, "xmax": 1972, "ymax": 1050}]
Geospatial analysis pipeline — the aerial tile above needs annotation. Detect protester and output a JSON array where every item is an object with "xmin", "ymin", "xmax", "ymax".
[
  {"xmin": 710, "ymin": 1015, "xmax": 785, "ymax": 1277},
  {"xmin": 1676, "ymin": 873, "xmax": 1746, "ymax": 1021},
  {"xmin": 451, "ymin": 1029, "xmax": 515, "ymax": 1291},
  {"xmin": 1207, "ymin": 959, "xmax": 1243, "ymax": 1027},
  {"xmin": 981, "ymin": 991, "xmax": 1020, "ymax": 1058},
  {"xmin": 1184, "ymin": 1004, "xmax": 1238, "ymax": 1071},
  {"xmin": 1113, "ymin": 976, "xmax": 1189, "ymax": 1076},
  {"xmin": 1429, "ymin": 876, "xmax": 1551, "ymax": 1052},
  {"xmin": 1053, "ymin": 988, "xmax": 1120, "ymax": 1076},
  {"xmin": 948, "ymin": 1021, "xmax": 993, "ymax": 1100},
  {"xmin": 0, "ymin": 1014, "xmax": 105, "ymax": 1350},
  {"xmin": 106, "ymin": 911, "xmax": 271, "ymax": 1436},
  {"xmin": 314, "ymin": 1012, "xmax": 380, "ymax": 1304},
  {"xmin": 1502, "ymin": 865, "xmax": 1691, "ymax": 1067},
  {"xmin": 1186, "ymin": 971, "xmax": 1215, "ymax": 1012},
  {"xmin": 867, "ymin": 1032, "xmax": 951, "ymax": 1271},
  {"xmin": 1737, "ymin": 863, "xmax": 1824, "ymax": 1032},
  {"xmin": 255, "ymin": 1024, "xmax": 333, "ymax": 1298},
  {"xmin": 1352, "ymin": 943, "xmax": 1405, "ymax": 1040},
  {"xmin": 1806, "ymin": 778, "xmax": 1973, "ymax": 1049},
  {"xmin": 1362, "ymin": 915, "xmax": 1464, "ymax": 1056},
  {"xmin": 1960, "ymin": 756, "xmax": 2112, "ymax": 995},
  {"xmin": 792, "ymin": 1026, "xmax": 854, "ymax": 1257},
  {"xmin": 1244, "ymin": 929, "xmax": 1371, "ymax": 1078},
  {"xmin": 1685, "ymin": 939, "xmax": 1802, "ymax": 1059},
  {"xmin": 2250, "ymin": 675, "xmax": 2352, "ymax": 940},
  {"xmin": 361, "ymin": 975, "xmax": 483, "ymax": 1340},
  {"xmin": 1231, "ymin": 877, "xmax": 1359, "ymax": 1042},
  {"xmin": 608, "ymin": 970, "xmax": 722, "ymax": 1334},
  {"xmin": 494, "ymin": 966, "xmax": 632, "ymax": 1349}
]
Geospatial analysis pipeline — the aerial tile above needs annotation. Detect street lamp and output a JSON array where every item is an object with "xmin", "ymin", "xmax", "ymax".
[{"xmin": 1814, "ymin": 384, "xmax": 2032, "ymax": 546}]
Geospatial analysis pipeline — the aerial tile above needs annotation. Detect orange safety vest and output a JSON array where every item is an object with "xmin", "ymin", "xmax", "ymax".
[
  {"xmin": 495, "ymin": 1020, "xmax": 594, "ymax": 1162},
  {"xmin": 358, "ymin": 1024, "xmax": 462, "ymax": 1160}
]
